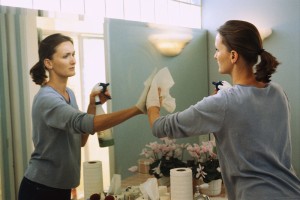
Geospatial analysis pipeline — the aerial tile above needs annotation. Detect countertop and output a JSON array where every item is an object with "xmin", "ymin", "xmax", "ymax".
[{"xmin": 122, "ymin": 173, "xmax": 228, "ymax": 200}]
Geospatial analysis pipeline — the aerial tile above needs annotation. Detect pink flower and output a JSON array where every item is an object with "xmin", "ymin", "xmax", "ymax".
[
  {"xmin": 186, "ymin": 141, "xmax": 217, "ymax": 163},
  {"xmin": 140, "ymin": 137, "xmax": 185, "ymax": 162}
]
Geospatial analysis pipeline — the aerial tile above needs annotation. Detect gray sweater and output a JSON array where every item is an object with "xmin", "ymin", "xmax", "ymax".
[
  {"xmin": 152, "ymin": 82, "xmax": 300, "ymax": 200},
  {"xmin": 25, "ymin": 86, "xmax": 94, "ymax": 189}
]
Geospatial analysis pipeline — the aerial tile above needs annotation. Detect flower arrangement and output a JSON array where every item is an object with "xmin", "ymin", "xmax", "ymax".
[
  {"xmin": 140, "ymin": 137, "xmax": 187, "ymax": 178},
  {"xmin": 139, "ymin": 138, "xmax": 221, "ymax": 183},
  {"xmin": 186, "ymin": 141, "xmax": 222, "ymax": 183}
]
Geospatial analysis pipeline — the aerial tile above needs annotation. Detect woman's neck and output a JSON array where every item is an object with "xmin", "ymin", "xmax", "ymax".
[
  {"xmin": 46, "ymin": 79, "xmax": 68, "ymax": 95},
  {"xmin": 231, "ymin": 64, "xmax": 266, "ymax": 88}
]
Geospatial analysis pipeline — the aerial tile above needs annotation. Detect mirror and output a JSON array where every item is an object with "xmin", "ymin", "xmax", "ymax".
[{"xmin": 104, "ymin": 18, "xmax": 209, "ymax": 179}]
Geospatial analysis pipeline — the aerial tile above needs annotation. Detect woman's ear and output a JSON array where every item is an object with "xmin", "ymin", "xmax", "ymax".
[
  {"xmin": 230, "ymin": 50, "xmax": 238, "ymax": 64},
  {"xmin": 44, "ymin": 59, "xmax": 53, "ymax": 70}
]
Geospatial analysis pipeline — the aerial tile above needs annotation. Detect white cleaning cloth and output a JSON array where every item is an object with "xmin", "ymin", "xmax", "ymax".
[
  {"xmin": 146, "ymin": 67, "xmax": 176, "ymax": 113},
  {"xmin": 136, "ymin": 68, "xmax": 158, "ymax": 113}
]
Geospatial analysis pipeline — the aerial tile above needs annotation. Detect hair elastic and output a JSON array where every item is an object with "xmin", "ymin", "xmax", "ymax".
[{"xmin": 258, "ymin": 48, "xmax": 265, "ymax": 55}]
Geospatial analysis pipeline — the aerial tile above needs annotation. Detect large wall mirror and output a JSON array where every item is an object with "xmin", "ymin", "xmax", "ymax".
[
  {"xmin": 105, "ymin": 18, "xmax": 209, "ymax": 179},
  {"xmin": 0, "ymin": 6, "xmax": 209, "ymax": 199},
  {"xmin": 2, "ymin": 1, "xmax": 300, "ymax": 199}
]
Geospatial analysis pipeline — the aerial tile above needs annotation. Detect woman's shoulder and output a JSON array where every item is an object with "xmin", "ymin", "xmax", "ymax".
[
  {"xmin": 268, "ymin": 82, "xmax": 283, "ymax": 90},
  {"xmin": 34, "ymin": 86, "xmax": 64, "ymax": 105},
  {"xmin": 38, "ymin": 85, "xmax": 60, "ymax": 97},
  {"xmin": 36, "ymin": 85, "xmax": 54, "ymax": 95}
]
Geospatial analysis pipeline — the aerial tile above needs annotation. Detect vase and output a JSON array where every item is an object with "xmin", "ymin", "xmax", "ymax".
[
  {"xmin": 158, "ymin": 176, "xmax": 170, "ymax": 187},
  {"xmin": 200, "ymin": 179, "xmax": 222, "ymax": 196}
]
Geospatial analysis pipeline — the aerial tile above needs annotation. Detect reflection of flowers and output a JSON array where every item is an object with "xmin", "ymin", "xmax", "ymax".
[
  {"xmin": 139, "ymin": 138, "xmax": 222, "ymax": 182},
  {"xmin": 140, "ymin": 137, "xmax": 187, "ymax": 178},
  {"xmin": 195, "ymin": 163, "xmax": 207, "ymax": 179},
  {"xmin": 186, "ymin": 141, "xmax": 222, "ymax": 183}
]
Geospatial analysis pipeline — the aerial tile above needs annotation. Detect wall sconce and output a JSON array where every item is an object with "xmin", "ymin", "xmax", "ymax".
[
  {"xmin": 148, "ymin": 33, "xmax": 193, "ymax": 57},
  {"xmin": 258, "ymin": 28, "xmax": 272, "ymax": 41}
]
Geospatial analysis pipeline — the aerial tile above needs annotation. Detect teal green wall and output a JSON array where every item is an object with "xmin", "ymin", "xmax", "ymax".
[
  {"xmin": 202, "ymin": 0, "xmax": 300, "ymax": 175},
  {"xmin": 105, "ymin": 19, "xmax": 209, "ymax": 179}
]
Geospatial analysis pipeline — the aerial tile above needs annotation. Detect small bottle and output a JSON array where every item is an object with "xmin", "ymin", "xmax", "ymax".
[
  {"xmin": 193, "ymin": 185, "xmax": 205, "ymax": 200},
  {"xmin": 92, "ymin": 82, "xmax": 114, "ymax": 147}
]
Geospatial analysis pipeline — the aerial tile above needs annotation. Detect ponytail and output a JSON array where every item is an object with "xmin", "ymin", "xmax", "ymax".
[
  {"xmin": 255, "ymin": 50, "xmax": 280, "ymax": 83},
  {"xmin": 30, "ymin": 60, "xmax": 48, "ymax": 85}
]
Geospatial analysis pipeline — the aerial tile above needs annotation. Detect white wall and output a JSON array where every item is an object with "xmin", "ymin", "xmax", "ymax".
[{"xmin": 0, "ymin": 0, "xmax": 202, "ymax": 29}]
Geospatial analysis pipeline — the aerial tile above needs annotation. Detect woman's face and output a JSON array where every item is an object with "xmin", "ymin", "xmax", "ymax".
[
  {"xmin": 214, "ymin": 33, "xmax": 232, "ymax": 74},
  {"xmin": 47, "ymin": 41, "xmax": 76, "ymax": 79}
]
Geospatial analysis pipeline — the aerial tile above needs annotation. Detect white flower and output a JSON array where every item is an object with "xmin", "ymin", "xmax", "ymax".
[
  {"xmin": 196, "ymin": 163, "xmax": 207, "ymax": 179},
  {"xmin": 152, "ymin": 161, "xmax": 163, "ymax": 177}
]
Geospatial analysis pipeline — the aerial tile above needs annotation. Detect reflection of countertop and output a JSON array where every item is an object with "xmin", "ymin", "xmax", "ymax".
[
  {"xmin": 121, "ymin": 173, "xmax": 152, "ymax": 188},
  {"xmin": 122, "ymin": 173, "xmax": 228, "ymax": 200}
]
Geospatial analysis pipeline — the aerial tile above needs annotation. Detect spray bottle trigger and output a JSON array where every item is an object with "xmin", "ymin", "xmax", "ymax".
[
  {"xmin": 99, "ymin": 83, "xmax": 111, "ymax": 99},
  {"xmin": 212, "ymin": 81, "xmax": 223, "ymax": 91}
]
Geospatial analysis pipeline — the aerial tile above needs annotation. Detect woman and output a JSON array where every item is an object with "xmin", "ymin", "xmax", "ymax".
[
  {"xmin": 147, "ymin": 20, "xmax": 300, "ymax": 199},
  {"xmin": 18, "ymin": 33, "xmax": 149, "ymax": 200}
]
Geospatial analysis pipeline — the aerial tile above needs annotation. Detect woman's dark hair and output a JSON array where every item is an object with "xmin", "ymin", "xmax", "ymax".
[
  {"xmin": 30, "ymin": 33, "xmax": 73, "ymax": 85},
  {"xmin": 217, "ymin": 20, "xmax": 279, "ymax": 83}
]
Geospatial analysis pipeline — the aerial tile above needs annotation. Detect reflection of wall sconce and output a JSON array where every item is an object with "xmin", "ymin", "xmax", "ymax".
[
  {"xmin": 148, "ymin": 33, "xmax": 193, "ymax": 57},
  {"xmin": 258, "ymin": 28, "xmax": 272, "ymax": 41}
]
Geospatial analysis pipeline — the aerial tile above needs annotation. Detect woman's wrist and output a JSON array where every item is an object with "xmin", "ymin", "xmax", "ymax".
[
  {"xmin": 87, "ymin": 103, "xmax": 96, "ymax": 114},
  {"xmin": 147, "ymin": 106, "xmax": 160, "ymax": 127}
]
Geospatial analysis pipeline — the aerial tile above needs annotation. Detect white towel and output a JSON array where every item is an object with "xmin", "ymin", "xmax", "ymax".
[{"xmin": 147, "ymin": 67, "xmax": 176, "ymax": 113}]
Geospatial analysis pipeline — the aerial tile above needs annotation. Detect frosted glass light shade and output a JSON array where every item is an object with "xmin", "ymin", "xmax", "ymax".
[{"xmin": 148, "ymin": 33, "xmax": 193, "ymax": 56}]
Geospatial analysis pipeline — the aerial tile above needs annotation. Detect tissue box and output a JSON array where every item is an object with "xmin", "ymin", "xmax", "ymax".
[{"xmin": 138, "ymin": 159, "xmax": 151, "ymax": 174}]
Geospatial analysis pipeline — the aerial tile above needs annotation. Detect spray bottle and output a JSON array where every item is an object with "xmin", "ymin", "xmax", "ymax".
[
  {"xmin": 212, "ymin": 81, "xmax": 232, "ymax": 91},
  {"xmin": 92, "ymin": 82, "xmax": 114, "ymax": 147}
]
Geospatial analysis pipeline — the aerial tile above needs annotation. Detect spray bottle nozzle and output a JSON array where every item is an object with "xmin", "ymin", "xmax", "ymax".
[
  {"xmin": 212, "ymin": 81, "xmax": 223, "ymax": 91},
  {"xmin": 93, "ymin": 82, "xmax": 112, "ymax": 105},
  {"xmin": 99, "ymin": 82, "xmax": 111, "ymax": 99}
]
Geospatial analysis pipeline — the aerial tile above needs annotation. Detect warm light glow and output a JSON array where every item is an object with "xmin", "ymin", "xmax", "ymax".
[
  {"xmin": 258, "ymin": 28, "xmax": 272, "ymax": 41},
  {"xmin": 148, "ymin": 33, "xmax": 193, "ymax": 56}
]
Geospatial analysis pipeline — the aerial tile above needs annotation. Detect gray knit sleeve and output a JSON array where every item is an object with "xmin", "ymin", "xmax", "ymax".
[
  {"xmin": 35, "ymin": 89, "xmax": 95, "ymax": 135},
  {"xmin": 152, "ymin": 93, "xmax": 226, "ymax": 138}
]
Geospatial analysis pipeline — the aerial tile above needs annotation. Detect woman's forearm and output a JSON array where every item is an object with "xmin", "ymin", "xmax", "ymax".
[
  {"xmin": 81, "ymin": 103, "xmax": 96, "ymax": 147},
  {"xmin": 93, "ymin": 106, "xmax": 142, "ymax": 132},
  {"xmin": 147, "ymin": 106, "xmax": 160, "ymax": 128}
]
